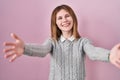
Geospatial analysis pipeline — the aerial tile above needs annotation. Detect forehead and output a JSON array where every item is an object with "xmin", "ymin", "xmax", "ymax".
[{"xmin": 56, "ymin": 9, "xmax": 70, "ymax": 17}]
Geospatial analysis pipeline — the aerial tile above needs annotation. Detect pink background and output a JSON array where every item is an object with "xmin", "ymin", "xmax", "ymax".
[{"xmin": 0, "ymin": 0, "xmax": 120, "ymax": 80}]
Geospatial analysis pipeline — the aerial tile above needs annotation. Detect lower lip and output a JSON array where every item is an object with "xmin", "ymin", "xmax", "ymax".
[{"xmin": 62, "ymin": 23, "xmax": 70, "ymax": 27}]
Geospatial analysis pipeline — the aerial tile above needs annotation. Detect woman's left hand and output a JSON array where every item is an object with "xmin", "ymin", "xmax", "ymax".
[{"xmin": 109, "ymin": 43, "xmax": 120, "ymax": 69}]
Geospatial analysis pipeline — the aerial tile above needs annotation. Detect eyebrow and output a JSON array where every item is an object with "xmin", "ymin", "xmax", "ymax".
[{"xmin": 57, "ymin": 13, "xmax": 70, "ymax": 17}]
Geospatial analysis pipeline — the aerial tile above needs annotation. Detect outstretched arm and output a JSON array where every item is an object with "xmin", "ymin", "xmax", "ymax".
[
  {"xmin": 24, "ymin": 38, "xmax": 53, "ymax": 57},
  {"xmin": 109, "ymin": 43, "xmax": 120, "ymax": 68},
  {"xmin": 3, "ymin": 33, "xmax": 53, "ymax": 62},
  {"xmin": 3, "ymin": 33, "xmax": 24, "ymax": 62},
  {"xmin": 83, "ymin": 38, "xmax": 120, "ymax": 69}
]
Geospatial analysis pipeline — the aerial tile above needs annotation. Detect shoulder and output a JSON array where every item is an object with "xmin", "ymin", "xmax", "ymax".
[
  {"xmin": 76, "ymin": 37, "xmax": 92, "ymax": 45},
  {"xmin": 44, "ymin": 37, "xmax": 54, "ymax": 43},
  {"xmin": 44, "ymin": 37, "xmax": 57, "ymax": 46},
  {"xmin": 77, "ymin": 37, "xmax": 91, "ymax": 42}
]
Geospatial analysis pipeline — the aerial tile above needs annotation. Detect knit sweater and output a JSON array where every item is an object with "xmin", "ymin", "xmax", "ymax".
[{"xmin": 24, "ymin": 37, "xmax": 110, "ymax": 80}]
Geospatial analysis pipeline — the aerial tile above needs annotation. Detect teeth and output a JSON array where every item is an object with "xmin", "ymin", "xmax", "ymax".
[{"xmin": 62, "ymin": 23, "xmax": 70, "ymax": 27}]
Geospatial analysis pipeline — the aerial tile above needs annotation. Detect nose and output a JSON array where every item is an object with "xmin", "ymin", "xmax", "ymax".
[{"xmin": 62, "ymin": 17, "xmax": 67, "ymax": 22}]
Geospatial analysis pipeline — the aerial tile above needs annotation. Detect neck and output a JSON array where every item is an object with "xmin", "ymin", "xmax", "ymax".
[{"xmin": 62, "ymin": 31, "xmax": 72, "ymax": 39}]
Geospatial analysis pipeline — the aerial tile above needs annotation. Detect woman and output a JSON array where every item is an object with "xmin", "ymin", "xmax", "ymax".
[{"xmin": 3, "ymin": 4, "xmax": 120, "ymax": 80}]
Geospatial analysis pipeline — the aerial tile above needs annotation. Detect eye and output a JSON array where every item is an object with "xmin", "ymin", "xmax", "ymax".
[
  {"xmin": 65, "ymin": 14, "xmax": 70, "ymax": 18},
  {"xmin": 57, "ymin": 16, "xmax": 62, "ymax": 20}
]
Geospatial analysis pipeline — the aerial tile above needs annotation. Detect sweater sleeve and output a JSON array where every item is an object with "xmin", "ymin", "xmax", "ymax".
[
  {"xmin": 23, "ymin": 38, "xmax": 53, "ymax": 57},
  {"xmin": 82, "ymin": 38, "xmax": 110, "ymax": 62}
]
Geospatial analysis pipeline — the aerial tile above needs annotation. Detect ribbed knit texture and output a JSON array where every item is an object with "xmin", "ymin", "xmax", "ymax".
[{"xmin": 24, "ymin": 37, "xmax": 110, "ymax": 80}]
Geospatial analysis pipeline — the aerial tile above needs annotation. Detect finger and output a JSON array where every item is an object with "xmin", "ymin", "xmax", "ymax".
[
  {"xmin": 118, "ymin": 58, "xmax": 120, "ymax": 61},
  {"xmin": 11, "ymin": 33, "xmax": 21, "ymax": 41},
  {"xmin": 4, "ymin": 51, "xmax": 15, "ymax": 58},
  {"xmin": 3, "ymin": 48, "xmax": 14, "ymax": 53},
  {"xmin": 3, "ymin": 42, "xmax": 16, "ymax": 46},
  {"xmin": 118, "ymin": 44, "xmax": 120, "ymax": 49},
  {"xmin": 9, "ymin": 54, "xmax": 18, "ymax": 62},
  {"xmin": 115, "ymin": 61, "xmax": 120, "ymax": 69},
  {"xmin": 116, "ymin": 43, "xmax": 120, "ymax": 49},
  {"xmin": 116, "ymin": 58, "xmax": 120, "ymax": 64}
]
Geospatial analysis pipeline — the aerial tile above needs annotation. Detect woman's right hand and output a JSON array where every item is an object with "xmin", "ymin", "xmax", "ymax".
[{"xmin": 3, "ymin": 33, "xmax": 24, "ymax": 62}]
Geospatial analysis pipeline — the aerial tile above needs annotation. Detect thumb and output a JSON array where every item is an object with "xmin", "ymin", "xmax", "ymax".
[
  {"xmin": 116, "ymin": 43, "xmax": 120, "ymax": 49},
  {"xmin": 10, "ymin": 33, "xmax": 21, "ymax": 41},
  {"xmin": 118, "ymin": 44, "xmax": 120, "ymax": 49},
  {"xmin": 113, "ymin": 43, "xmax": 120, "ymax": 50}
]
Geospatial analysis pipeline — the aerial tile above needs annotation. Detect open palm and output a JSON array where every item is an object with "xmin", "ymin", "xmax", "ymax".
[
  {"xmin": 3, "ymin": 33, "xmax": 24, "ymax": 62},
  {"xmin": 109, "ymin": 43, "xmax": 120, "ymax": 68}
]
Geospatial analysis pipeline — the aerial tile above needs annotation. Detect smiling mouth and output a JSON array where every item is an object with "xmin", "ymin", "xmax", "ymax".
[{"xmin": 62, "ymin": 23, "xmax": 70, "ymax": 27}]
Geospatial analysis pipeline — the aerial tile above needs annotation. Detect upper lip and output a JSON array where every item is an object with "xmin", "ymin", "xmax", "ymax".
[{"xmin": 62, "ymin": 22, "xmax": 70, "ymax": 26}]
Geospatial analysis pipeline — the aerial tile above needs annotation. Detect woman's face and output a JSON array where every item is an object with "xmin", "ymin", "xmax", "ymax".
[{"xmin": 56, "ymin": 9, "xmax": 73, "ymax": 33}]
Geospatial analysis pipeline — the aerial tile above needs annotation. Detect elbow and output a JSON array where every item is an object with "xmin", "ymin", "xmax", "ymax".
[
  {"xmin": 88, "ymin": 55, "xmax": 98, "ymax": 61},
  {"xmin": 40, "ymin": 53, "xmax": 48, "ymax": 57}
]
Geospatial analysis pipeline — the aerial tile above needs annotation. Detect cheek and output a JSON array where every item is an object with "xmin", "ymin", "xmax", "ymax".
[
  {"xmin": 56, "ymin": 21, "xmax": 58, "ymax": 25},
  {"xmin": 70, "ymin": 18, "xmax": 73, "ymax": 23},
  {"xmin": 71, "ymin": 19, "xmax": 74, "ymax": 26},
  {"xmin": 56, "ymin": 21, "xmax": 61, "ymax": 27}
]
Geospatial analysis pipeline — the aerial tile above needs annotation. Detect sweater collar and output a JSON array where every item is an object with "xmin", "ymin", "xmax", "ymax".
[{"xmin": 60, "ymin": 35, "xmax": 75, "ymax": 42}]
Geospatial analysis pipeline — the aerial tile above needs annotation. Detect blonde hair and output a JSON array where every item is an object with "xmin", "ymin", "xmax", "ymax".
[{"xmin": 51, "ymin": 4, "xmax": 80, "ymax": 41}]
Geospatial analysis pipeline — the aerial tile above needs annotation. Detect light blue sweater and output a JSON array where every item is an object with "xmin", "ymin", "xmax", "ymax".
[{"xmin": 24, "ymin": 37, "xmax": 110, "ymax": 80}]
